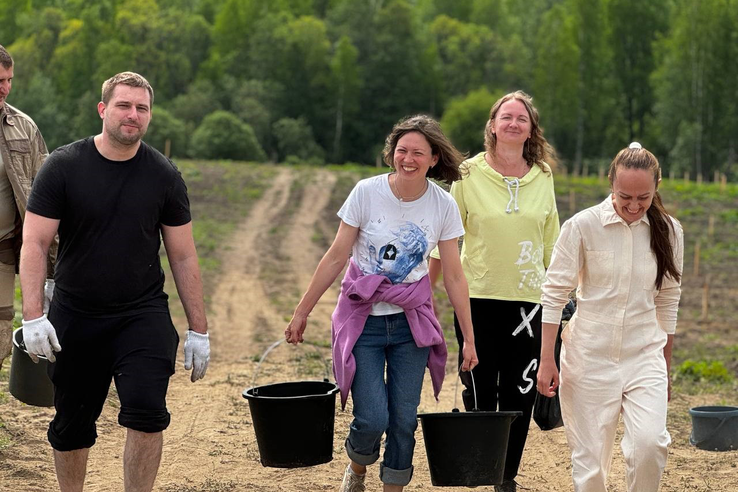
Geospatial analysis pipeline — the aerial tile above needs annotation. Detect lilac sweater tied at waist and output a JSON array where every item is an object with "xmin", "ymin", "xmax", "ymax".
[{"xmin": 331, "ymin": 259, "xmax": 448, "ymax": 409}]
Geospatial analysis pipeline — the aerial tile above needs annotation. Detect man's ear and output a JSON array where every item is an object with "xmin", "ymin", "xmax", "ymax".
[{"xmin": 97, "ymin": 101, "xmax": 106, "ymax": 119}]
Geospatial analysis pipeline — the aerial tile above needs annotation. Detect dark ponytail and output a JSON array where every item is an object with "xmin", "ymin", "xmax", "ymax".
[
  {"xmin": 609, "ymin": 145, "xmax": 681, "ymax": 290},
  {"xmin": 646, "ymin": 191, "xmax": 681, "ymax": 290}
]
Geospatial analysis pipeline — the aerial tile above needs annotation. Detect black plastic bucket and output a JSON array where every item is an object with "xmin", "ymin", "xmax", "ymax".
[
  {"xmin": 418, "ymin": 409, "xmax": 521, "ymax": 486},
  {"xmin": 243, "ymin": 380, "xmax": 340, "ymax": 467},
  {"xmin": 689, "ymin": 405, "xmax": 738, "ymax": 451},
  {"xmin": 8, "ymin": 327, "xmax": 55, "ymax": 407}
]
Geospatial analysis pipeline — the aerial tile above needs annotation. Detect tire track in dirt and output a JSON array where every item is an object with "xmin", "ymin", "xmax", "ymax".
[
  {"xmin": 157, "ymin": 168, "xmax": 301, "ymax": 490},
  {"xmin": 155, "ymin": 168, "xmax": 352, "ymax": 492}
]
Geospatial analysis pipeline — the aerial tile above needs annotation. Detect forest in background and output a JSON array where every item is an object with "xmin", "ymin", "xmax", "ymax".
[{"xmin": 1, "ymin": 0, "xmax": 736, "ymax": 178}]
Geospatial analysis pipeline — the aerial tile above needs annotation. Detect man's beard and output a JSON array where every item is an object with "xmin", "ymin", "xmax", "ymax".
[{"xmin": 108, "ymin": 122, "xmax": 147, "ymax": 146}]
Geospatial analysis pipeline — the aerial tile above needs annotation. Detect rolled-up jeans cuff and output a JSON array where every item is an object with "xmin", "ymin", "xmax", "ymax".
[
  {"xmin": 345, "ymin": 437, "xmax": 380, "ymax": 466},
  {"xmin": 380, "ymin": 462, "xmax": 414, "ymax": 486}
]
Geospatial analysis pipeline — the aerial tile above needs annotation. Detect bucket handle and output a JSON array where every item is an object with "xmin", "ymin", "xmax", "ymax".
[
  {"xmin": 12, "ymin": 327, "xmax": 49, "ymax": 361},
  {"xmin": 689, "ymin": 416, "xmax": 732, "ymax": 448},
  {"xmin": 453, "ymin": 366, "xmax": 479, "ymax": 411},
  {"xmin": 250, "ymin": 338, "xmax": 332, "ymax": 393}
]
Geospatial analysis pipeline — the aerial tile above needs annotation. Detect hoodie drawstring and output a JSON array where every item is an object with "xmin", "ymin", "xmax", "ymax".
[{"xmin": 503, "ymin": 177, "xmax": 520, "ymax": 213}]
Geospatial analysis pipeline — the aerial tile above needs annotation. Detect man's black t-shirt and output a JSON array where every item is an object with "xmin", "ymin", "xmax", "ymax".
[{"xmin": 27, "ymin": 137, "xmax": 192, "ymax": 317}]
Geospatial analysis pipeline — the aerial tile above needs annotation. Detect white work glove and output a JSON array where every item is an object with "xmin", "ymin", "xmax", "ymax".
[
  {"xmin": 43, "ymin": 279, "xmax": 55, "ymax": 315},
  {"xmin": 21, "ymin": 314, "xmax": 62, "ymax": 363},
  {"xmin": 184, "ymin": 330, "xmax": 210, "ymax": 382}
]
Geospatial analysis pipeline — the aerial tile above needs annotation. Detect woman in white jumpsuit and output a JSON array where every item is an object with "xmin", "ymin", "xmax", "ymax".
[{"xmin": 537, "ymin": 143, "xmax": 683, "ymax": 492}]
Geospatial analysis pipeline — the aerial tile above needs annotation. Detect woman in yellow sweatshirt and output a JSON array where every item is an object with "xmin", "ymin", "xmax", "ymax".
[{"xmin": 430, "ymin": 90, "xmax": 559, "ymax": 492}]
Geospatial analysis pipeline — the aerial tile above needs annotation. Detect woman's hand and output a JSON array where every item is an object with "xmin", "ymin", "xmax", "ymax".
[
  {"xmin": 461, "ymin": 341, "xmax": 478, "ymax": 372},
  {"xmin": 285, "ymin": 315, "xmax": 307, "ymax": 344},
  {"xmin": 536, "ymin": 357, "xmax": 559, "ymax": 397}
]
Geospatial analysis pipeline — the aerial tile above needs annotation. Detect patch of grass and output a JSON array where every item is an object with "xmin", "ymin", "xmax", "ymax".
[
  {"xmin": 672, "ymin": 358, "xmax": 737, "ymax": 395},
  {"xmin": 290, "ymin": 348, "xmax": 330, "ymax": 379},
  {"xmin": 257, "ymin": 171, "xmax": 310, "ymax": 311},
  {"xmin": 719, "ymin": 208, "xmax": 738, "ymax": 222},
  {"xmin": 676, "ymin": 359, "xmax": 733, "ymax": 383},
  {"xmin": 160, "ymin": 161, "xmax": 277, "ymax": 301},
  {"xmin": 0, "ymin": 418, "xmax": 11, "ymax": 450}
]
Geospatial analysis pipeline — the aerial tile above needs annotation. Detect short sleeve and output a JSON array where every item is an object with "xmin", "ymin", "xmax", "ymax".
[
  {"xmin": 337, "ymin": 180, "xmax": 364, "ymax": 228},
  {"xmin": 439, "ymin": 197, "xmax": 464, "ymax": 241},
  {"xmin": 449, "ymin": 179, "xmax": 467, "ymax": 229},
  {"xmin": 27, "ymin": 154, "xmax": 65, "ymax": 219},
  {"xmin": 160, "ymin": 167, "xmax": 192, "ymax": 226}
]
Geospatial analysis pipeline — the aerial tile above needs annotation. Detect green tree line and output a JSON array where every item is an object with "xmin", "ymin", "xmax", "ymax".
[{"xmin": 2, "ymin": 0, "xmax": 736, "ymax": 178}]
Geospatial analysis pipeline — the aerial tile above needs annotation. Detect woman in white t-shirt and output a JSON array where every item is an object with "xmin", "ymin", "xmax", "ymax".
[{"xmin": 285, "ymin": 115, "xmax": 478, "ymax": 492}]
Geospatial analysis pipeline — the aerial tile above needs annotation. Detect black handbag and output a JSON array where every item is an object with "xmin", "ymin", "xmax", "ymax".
[
  {"xmin": 533, "ymin": 385, "xmax": 563, "ymax": 431},
  {"xmin": 533, "ymin": 300, "xmax": 575, "ymax": 431}
]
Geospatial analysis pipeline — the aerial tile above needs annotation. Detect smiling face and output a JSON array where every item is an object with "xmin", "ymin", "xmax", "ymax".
[
  {"xmin": 491, "ymin": 99, "xmax": 532, "ymax": 146},
  {"xmin": 99, "ymin": 84, "xmax": 151, "ymax": 146},
  {"xmin": 611, "ymin": 167, "xmax": 657, "ymax": 224},
  {"xmin": 393, "ymin": 131, "xmax": 438, "ymax": 182}
]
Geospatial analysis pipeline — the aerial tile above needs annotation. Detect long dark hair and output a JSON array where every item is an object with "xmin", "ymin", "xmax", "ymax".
[
  {"xmin": 608, "ymin": 146, "xmax": 681, "ymax": 290},
  {"xmin": 383, "ymin": 115, "xmax": 467, "ymax": 185}
]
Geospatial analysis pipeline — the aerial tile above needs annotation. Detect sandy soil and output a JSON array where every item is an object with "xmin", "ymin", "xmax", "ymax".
[{"xmin": 1, "ymin": 169, "xmax": 736, "ymax": 492}]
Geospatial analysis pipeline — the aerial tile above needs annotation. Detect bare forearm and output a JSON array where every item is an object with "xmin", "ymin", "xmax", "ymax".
[
  {"xmin": 444, "ymin": 272, "xmax": 474, "ymax": 343},
  {"xmin": 20, "ymin": 242, "xmax": 49, "ymax": 319},
  {"xmin": 170, "ymin": 256, "xmax": 208, "ymax": 334},
  {"xmin": 540, "ymin": 322, "xmax": 559, "ymax": 362},
  {"xmin": 294, "ymin": 253, "xmax": 347, "ymax": 318},
  {"xmin": 428, "ymin": 257, "xmax": 442, "ymax": 290}
]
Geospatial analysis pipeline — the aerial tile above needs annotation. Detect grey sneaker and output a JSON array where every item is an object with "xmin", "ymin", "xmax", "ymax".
[{"xmin": 338, "ymin": 465, "xmax": 366, "ymax": 492}]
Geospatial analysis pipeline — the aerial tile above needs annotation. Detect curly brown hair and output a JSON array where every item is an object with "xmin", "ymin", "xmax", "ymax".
[
  {"xmin": 382, "ymin": 115, "xmax": 467, "ymax": 185},
  {"xmin": 483, "ymin": 90, "xmax": 556, "ymax": 173}
]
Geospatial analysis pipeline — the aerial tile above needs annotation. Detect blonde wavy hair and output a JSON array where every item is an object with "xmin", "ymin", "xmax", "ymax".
[{"xmin": 483, "ymin": 90, "xmax": 556, "ymax": 172}]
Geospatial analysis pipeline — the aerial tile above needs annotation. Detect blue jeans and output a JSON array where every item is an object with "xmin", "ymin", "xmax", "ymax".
[{"xmin": 345, "ymin": 313, "xmax": 431, "ymax": 486}]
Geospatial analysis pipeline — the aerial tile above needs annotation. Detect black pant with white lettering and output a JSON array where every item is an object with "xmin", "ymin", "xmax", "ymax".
[{"xmin": 454, "ymin": 298, "xmax": 542, "ymax": 481}]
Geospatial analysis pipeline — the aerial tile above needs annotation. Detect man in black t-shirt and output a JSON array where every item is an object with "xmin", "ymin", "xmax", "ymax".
[{"xmin": 18, "ymin": 72, "xmax": 210, "ymax": 492}]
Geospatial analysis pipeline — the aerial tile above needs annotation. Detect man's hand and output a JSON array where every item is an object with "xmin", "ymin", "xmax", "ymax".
[
  {"xmin": 184, "ymin": 330, "xmax": 210, "ymax": 382},
  {"xmin": 21, "ymin": 315, "xmax": 61, "ymax": 363},
  {"xmin": 43, "ymin": 279, "xmax": 55, "ymax": 315}
]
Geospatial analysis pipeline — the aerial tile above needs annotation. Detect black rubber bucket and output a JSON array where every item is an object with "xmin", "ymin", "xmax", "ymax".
[
  {"xmin": 689, "ymin": 405, "xmax": 738, "ymax": 451},
  {"xmin": 8, "ymin": 327, "xmax": 55, "ymax": 407},
  {"xmin": 243, "ymin": 380, "xmax": 340, "ymax": 467},
  {"xmin": 418, "ymin": 409, "xmax": 521, "ymax": 486}
]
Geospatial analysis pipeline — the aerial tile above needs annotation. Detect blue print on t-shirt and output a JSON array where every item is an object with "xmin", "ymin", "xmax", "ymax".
[{"xmin": 370, "ymin": 222, "xmax": 428, "ymax": 283}]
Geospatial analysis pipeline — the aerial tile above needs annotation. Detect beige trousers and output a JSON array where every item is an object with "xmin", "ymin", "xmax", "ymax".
[
  {"xmin": 559, "ymin": 313, "xmax": 670, "ymax": 492},
  {"xmin": 0, "ymin": 261, "xmax": 15, "ymax": 366}
]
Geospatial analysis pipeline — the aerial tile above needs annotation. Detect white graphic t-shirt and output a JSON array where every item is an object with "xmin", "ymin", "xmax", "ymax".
[{"xmin": 338, "ymin": 174, "xmax": 464, "ymax": 315}]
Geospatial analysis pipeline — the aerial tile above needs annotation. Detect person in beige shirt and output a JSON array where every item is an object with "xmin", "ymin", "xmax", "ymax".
[
  {"xmin": 537, "ymin": 143, "xmax": 683, "ymax": 492},
  {"xmin": 0, "ymin": 44, "xmax": 55, "ymax": 371}
]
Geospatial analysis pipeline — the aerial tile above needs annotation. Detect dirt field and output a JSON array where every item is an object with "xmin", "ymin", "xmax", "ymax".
[{"xmin": 1, "ymin": 168, "xmax": 736, "ymax": 491}]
